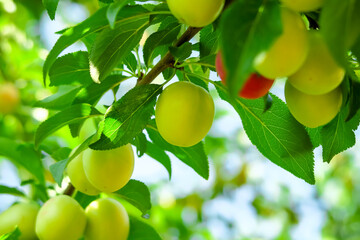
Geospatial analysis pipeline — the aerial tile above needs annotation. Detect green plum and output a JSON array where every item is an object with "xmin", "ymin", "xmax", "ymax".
[
  {"xmin": 84, "ymin": 198, "xmax": 129, "ymax": 240},
  {"xmin": 35, "ymin": 195, "xmax": 86, "ymax": 240},
  {"xmin": 0, "ymin": 202, "xmax": 39, "ymax": 240},
  {"xmin": 155, "ymin": 81, "xmax": 215, "ymax": 147}
]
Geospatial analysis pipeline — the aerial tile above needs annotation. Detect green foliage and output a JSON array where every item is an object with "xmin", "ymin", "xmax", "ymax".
[
  {"xmin": 2, "ymin": 0, "xmax": 360, "ymax": 239},
  {"xmin": 219, "ymin": 0, "xmax": 282, "ymax": 96}
]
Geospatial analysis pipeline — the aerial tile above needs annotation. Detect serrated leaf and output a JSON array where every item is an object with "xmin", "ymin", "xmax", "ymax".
[
  {"xmin": 146, "ymin": 122, "xmax": 209, "ymax": 180},
  {"xmin": 90, "ymin": 84, "xmax": 163, "ymax": 150},
  {"xmin": 42, "ymin": 0, "xmax": 59, "ymax": 20},
  {"xmin": 215, "ymin": 82, "xmax": 315, "ymax": 184},
  {"xmin": 183, "ymin": 66, "xmax": 209, "ymax": 91},
  {"xmin": 43, "ymin": 5, "xmax": 156, "ymax": 84},
  {"xmin": 128, "ymin": 216, "xmax": 161, "ymax": 240},
  {"xmin": 321, "ymin": 108, "xmax": 357, "ymax": 163},
  {"xmin": 89, "ymin": 13, "xmax": 149, "ymax": 83},
  {"xmin": 34, "ymin": 86, "xmax": 81, "ymax": 110},
  {"xmin": 143, "ymin": 22, "xmax": 181, "ymax": 66},
  {"xmin": 35, "ymin": 104, "xmax": 102, "ymax": 147},
  {"xmin": 169, "ymin": 42, "xmax": 192, "ymax": 62},
  {"xmin": 49, "ymin": 51, "xmax": 93, "ymax": 87},
  {"xmin": 114, "ymin": 180, "xmax": 151, "ymax": 215},
  {"xmin": 0, "ymin": 185, "xmax": 25, "ymax": 197},
  {"xmin": 306, "ymin": 127, "xmax": 322, "ymax": 149},
  {"xmin": 320, "ymin": 0, "xmax": 357, "ymax": 67},
  {"xmin": 0, "ymin": 139, "xmax": 45, "ymax": 184},
  {"xmin": 220, "ymin": 0, "xmax": 282, "ymax": 96},
  {"xmin": 107, "ymin": 0, "xmax": 131, "ymax": 29}
]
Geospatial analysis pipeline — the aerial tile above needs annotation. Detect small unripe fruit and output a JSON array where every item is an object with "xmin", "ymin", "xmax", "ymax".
[
  {"xmin": 280, "ymin": 0, "xmax": 324, "ymax": 12},
  {"xmin": 155, "ymin": 81, "xmax": 214, "ymax": 147},
  {"xmin": 254, "ymin": 7, "xmax": 309, "ymax": 79},
  {"xmin": 167, "ymin": 0, "xmax": 225, "ymax": 27},
  {"xmin": 83, "ymin": 144, "xmax": 134, "ymax": 193},
  {"xmin": 0, "ymin": 202, "xmax": 39, "ymax": 240},
  {"xmin": 285, "ymin": 81, "xmax": 342, "ymax": 128},
  {"xmin": 216, "ymin": 52, "xmax": 274, "ymax": 99},
  {"xmin": 288, "ymin": 31, "xmax": 345, "ymax": 95},
  {"xmin": 0, "ymin": 83, "xmax": 20, "ymax": 114},
  {"xmin": 67, "ymin": 152, "xmax": 101, "ymax": 196},
  {"xmin": 35, "ymin": 195, "xmax": 86, "ymax": 240},
  {"xmin": 84, "ymin": 198, "xmax": 129, "ymax": 240}
]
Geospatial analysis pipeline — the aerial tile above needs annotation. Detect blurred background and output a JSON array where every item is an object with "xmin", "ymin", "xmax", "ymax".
[{"xmin": 1, "ymin": 1, "xmax": 360, "ymax": 239}]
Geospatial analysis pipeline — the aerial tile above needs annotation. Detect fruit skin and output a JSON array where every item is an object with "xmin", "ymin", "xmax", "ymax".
[
  {"xmin": 285, "ymin": 81, "xmax": 342, "ymax": 128},
  {"xmin": 35, "ymin": 195, "xmax": 86, "ymax": 240},
  {"xmin": 254, "ymin": 7, "xmax": 309, "ymax": 79},
  {"xmin": 288, "ymin": 31, "xmax": 345, "ymax": 95},
  {"xmin": 280, "ymin": 0, "xmax": 324, "ymax": 12},
  {"xmin": 155, "ymin": 81, "xmax": 215, "ymax": 147},
  {"xmin": 167, "ymin": 0, "xmax": 225, "ymax": 27},
  {"xmin": 84, "ymin": 198, "xmax": 129, "ymax": 240},
  {"xmin": 215, "ymin": 52, "xmax": 274, "ymax": 99},
  {"xmin": 0, "ymin": 83, "xmax": 20, "ymax": 114},
  {"xmin": 67, "ymin": 152, "xmax": 101, "ymax": 196},
  {"xmin": 0, "ymin": 202, "xmax": 39, "ymax": 240},
  {"xmin": 83, "ymin": 144, "xmax": 134, "ymax": 193}
]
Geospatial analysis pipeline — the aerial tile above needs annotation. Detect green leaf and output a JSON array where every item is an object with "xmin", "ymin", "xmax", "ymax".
[
  {"xmin": 145, "ymin": 141, "xmax": 172, "ymax": 179},
  {"xmin": 0, "ymin": 139, "xmax": 45, "ymax": 184},
  {"xmin": 124, "ymin": 52, "xmax": 138, "ymax": 74},
  {"xmin": 169, "ymin": 42, "xmax": 192, "ymax": 62},
  {"xmin": 107, "ymin": 0, "xmax": 131, "ymax": 29},
  {"xmin": 42, "ymin": 0, "xmax": 59, "ymax": 20},
  {"xmin": 35, "ymin": 104, "xmax": 102, "ymax": 147},
  {"xmin": 114, "ymin": 180, "xmax": 151, "ymax": 215},
  {"xmin": 132, "ymin": 132, "xmax": 147, "ymax": 157},
  {"xmin": 73, "ymin": 75, "xmax": 128, "ymax": 105},
  {"xmin": 215, "ymin": 82, "xmax": 315, "ymax": 184},
  {"xmin": 321, "ymin": 108, "xmax": 357, "ymax": 163},
  {"xmin": 74, "ymin": 191, "xmax": 99, "ymax": 208},
  {"xmin": 0, "ymin": 227, "xmax": 21, "ymax": 240},
  {"xmin": 43, "ymin": 5, "xmax": 156, "ymax": 84},
  {"xmin": 90, "ymin": 84, "xmax": 163, "ymax": 150},
  {"xmin": 128, "ymin": 216, "xmax": 161, "ymax": 240},
  {"xmin": 0, "ymin": 185, "xmax": 25, "ymax": 197},
  {"xmin": 146, "ymin": 122, "xmax": 209, "ymax": 180},
  {"xmin": 50, "ymin": 135, "xmax": 96, "ymax": 187},
  {"xmin": 319, "ymin": 0, "xmax": 359, "ymax": 67},
  {"xmin": 49, "ymin": 159, "xmax": 68, "ymax": 187},
  {"xmin": 143, "ymin": 21, "xmax": 181, "ymax": 66},
  {"xmin": 306, "ymin": 127, "xmax": 322, "ymax": 149},
  {"xmin": 49, "ymin": 51, "xmax": 93, "ymax": 86},
  {"xmin": 89, "ymin": 11, "xmax": 149, "ymax": 83},
  {"xmin": 34, "ymin": 86, "xmax": 81, "ymax": 110},
  {"xmin": 219, "ymin": 0, "xmax": 281, "ymax": 96},
  {"xmin": 200, "ymin": 25, "xmax": 219, "ymax": 65}
]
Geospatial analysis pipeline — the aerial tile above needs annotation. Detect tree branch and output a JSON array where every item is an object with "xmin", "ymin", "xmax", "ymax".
[
  {"xmin": 137, "ymin": 27, "xmax": 201, "ymax": 86},
  {"xmin": 63, "ymin": 182, "xmax": 75, "ymax": 196}
]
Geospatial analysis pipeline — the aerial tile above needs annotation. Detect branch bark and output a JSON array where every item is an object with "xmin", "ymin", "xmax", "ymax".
[{"xmin": 137, "ymin": 26, "xmax": 201, "ymax": 86}]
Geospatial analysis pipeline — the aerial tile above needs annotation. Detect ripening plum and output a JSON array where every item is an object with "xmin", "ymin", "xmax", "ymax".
[
  {"xmin": 167, "ymin": 0, "xmax": 225, "ymax": 27},
  {"xmin": 280, "ymin": 0, "xmax": 324, "ymax": 12},
  {"xmin": 285, "ymin": 81, "xmax": 342, "ymax": 128},
  {"xmin": 216, "ymin": 52, "xmax": 274, "ymax": 99},
  {"xmin": 67, "ymin": 152, "xmax": 101, "ymax": 196},
  {"xmin": 287, "ymin": 31, "xmax": 345, "ymax": 95},
  {"xmin": 155, "ymin": 81, "xmax": 215, "ymax": 147},
  {"xmin": 0, "ymin": 202, "xmax": 39, "ymax": 240},
  {"xmin": 84, "ymin": 198, "xmax": 129, "ymax": 240},
  {"xmin": 35, "ymin": 195, "xmax": 86, "ymax": 240},
  {"xmin": 254, "ymin": 7, "xmax": 309, "ymax": 79},
  {"xmin": 82, "ymin": 144, "xmax": 134, "ymax": 193},
  {"xmin": 0, "ymin": 83, "xmax": 20, "ymax": 114}
]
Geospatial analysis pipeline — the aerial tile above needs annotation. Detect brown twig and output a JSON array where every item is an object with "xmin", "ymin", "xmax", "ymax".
[{"xmin": 63, "ymin": 183, "xmax": 75, "ymax": 196}]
